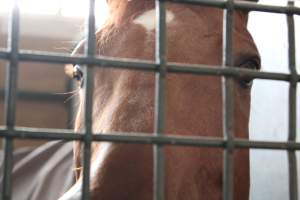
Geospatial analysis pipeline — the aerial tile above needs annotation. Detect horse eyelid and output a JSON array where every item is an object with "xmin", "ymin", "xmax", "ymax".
[
  {"xmin": 241, "ymin": 59, "xmax": 260, "ymax": 70},
  {"xmin": 73, "ymin": 65, "xmax": 83, "ymax": 79},
  {"xmin": 237, "ymin": 57, "xmax": 260, "ymax": 88},
  {"xmin": 235, "ymin": 54, "xmax": 261, "ymax": 70},
  {"xmin": 72, "ymin": 64, "xmax": 84, "ymax": 87}
]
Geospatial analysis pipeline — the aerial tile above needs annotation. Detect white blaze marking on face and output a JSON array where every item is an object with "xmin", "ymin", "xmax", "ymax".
[
  {"xmin": 133, "ymin": 9, "xmax": 175, "ymax": 31},
  {"xmin": 58, "ymin": 143, "xmax": 112, "ymax": 200}
]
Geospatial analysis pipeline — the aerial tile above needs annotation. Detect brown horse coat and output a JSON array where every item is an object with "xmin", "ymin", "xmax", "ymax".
[{"xmin": 59, "ymin": 1, "xmax": 260, "ymax": 200}]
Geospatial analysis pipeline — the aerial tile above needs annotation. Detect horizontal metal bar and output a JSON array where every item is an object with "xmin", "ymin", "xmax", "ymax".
[
  {"xmin": 172, "ymin": 0, "xmax": 227, "ymax": 8},
  {"xmin": 0, "ymin": 127, "xmax": 79, "ymax": 140},
  {"xmin": 18, "ymin": 51, "xmax": 156, "ymax": 71},
  {"xmin": 234, "ymin": 1, "xmax": 300, "ymax": 14},
  {"xmin": 167, "ymin": 64, "xmax": 294, "ymax": 81},
  {"xmin": 0, "ymin": 50, "xmax": 9, "ymax": 59},
  {"xmin": 0, "ymin": 50, "xmax": 298, "ymax": 82},
  {"xmin": 172, "ymin": 0, "xmax": 300, "ymax": 15},
  {"xmin": 1, "ymin": 127, "xmax": 300, "ymax": 150},
  {"xmin": 0, "ymin": 90, "xmax": 68, "ymax": 102}
]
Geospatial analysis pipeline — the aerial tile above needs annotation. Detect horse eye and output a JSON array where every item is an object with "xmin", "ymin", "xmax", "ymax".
[
  {"xmin": 240, "ymin": 59, "xmax": 260, "ymax": 70},
  {"xmin": 73, "ymin": 65, "xmax": 83, "ymax": 82},
  {"xmin": 65, "ymin": 64, "xmax": 84, "ymax": 87},
  {"xmin": 239, "ymin": 59, "xmax": 260, "ymax": 88},
  {"xmin": 240, "ymin": 77, "xmax": 253, "ymax": 88}
]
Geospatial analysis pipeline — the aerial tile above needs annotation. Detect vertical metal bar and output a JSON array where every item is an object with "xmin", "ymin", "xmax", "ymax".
[
  {"xmin": 287, "ymin": 1, "xmax": 298, "ymax": 200},
  {"xmin": 154, "ymin": 1, "xmax": 167, "ymax": 200},
  {"xmin": 2, "ymin": 0, "xmax": 20, "ymax": 200},
  {"xmin": 222, "ymin": 1, "xmax": 235, "ymax": 200},
  {"xmin": 81, "ymin": 0, "xmax": 96, "ymax": 199}
]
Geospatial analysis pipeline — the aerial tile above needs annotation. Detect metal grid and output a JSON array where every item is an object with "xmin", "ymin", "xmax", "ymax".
[{"xmin": 0, "ymin": 0, "xmax": 299, "ymax": 200}]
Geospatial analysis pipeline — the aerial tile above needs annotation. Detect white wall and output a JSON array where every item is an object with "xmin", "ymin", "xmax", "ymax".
[
  {"xmin": 0, "ymin": 0, "xmax": 109, "ymax": 40},
  {"xmin": 248, "ymin": 0, "xmax": 300, "ymax": 199}
]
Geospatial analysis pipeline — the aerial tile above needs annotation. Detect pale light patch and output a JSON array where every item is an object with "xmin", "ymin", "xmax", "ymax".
[
  {"xmin": 133, "ymin": 9, "xmax": 175, "ymax": 31},
  {"xmin": 90, "ymin": 142, "xmax": 112, "ymax": 179},
  {"xmin": 58, "ymin": 181, "xmax": 82, "ymax": 200},
  {"xmin": 58, "ymin": 143, "xmax": 112, "ymax": 200}
]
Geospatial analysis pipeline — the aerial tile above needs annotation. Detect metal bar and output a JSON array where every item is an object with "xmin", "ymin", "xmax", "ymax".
[
  {"xmin": 0, "ymin": 50, "xmax": 298, "ymax": 82},
  {"xmin": 172, "ymin": 0, "xmax": 227, "ymax": 8},
  {"xmin": 167, "ymin": 64, "xmax": 295, "ymax": 81},
  {"xmin": 222, "ymin": 1, "xmax": 235, "ymax": 200},
  {"xmin": 0, "ymin": 50, "xmax": 9, "ymax": 59},
  {"xmin": 1, "ymin": 139, "xmax": 13, "ymax": 200},
  {"xmin": 16, "ymin": 51, "xmax": 157, "ymax": 71},
  {"xmin": 2, "ymin": 0, "xmax": 20, "ymax": 200},
  {"xmin": 0, "ymin": 127, "xmax": 81, "ymax": 139},
  {"xmin": 81, "ymin": 0, "xmax": 96, "ymax": 199},
  {"xmin": 171, "ymin": 0, "xmax": 300, "ymax": 15},
  {"xmin": 0, "ymin": 90, "xmax": 67, "ymax": 102},
  {"xmin": 2, "ymin": 128, "xmax": 300, "ymax": 150},
  {"xmin": 154, "ymin": 1, "xmax": 167, "ymax": 200},
  {"xmin": 22, "ymin": 52, "xmax": 156, "ymax": 71},
  {"xmin": 287, "ymin": 1, "xmax": 298, "ymax": 200}
]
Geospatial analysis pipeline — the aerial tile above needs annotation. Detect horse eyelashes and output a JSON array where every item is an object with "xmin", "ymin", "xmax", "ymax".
[
  {"xmin": 72, "ymin": 65, "xmax": 84, "ymax": 82},
  {"xmin": 240, "ymin": 59, "xmax": 260, "ymax": 70},
  {"xmin": 239, "ymin": 59, "xmax": 260, "ymax": 88},
  {"xmin": 240, "ymin": 77, "xmax": 254, "ymax": 88},
  {"xmin": 65, "ymin": 64, "xmax": 84, "ymax": 88}
]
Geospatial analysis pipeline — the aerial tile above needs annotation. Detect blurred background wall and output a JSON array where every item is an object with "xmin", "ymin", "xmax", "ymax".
[
  {"xmin": 248, "ymin": 0, "xmax": 300, "ymax": 199},
  {"xmin": 0, "ymin": 0, "xmax": 108, "ymax": 148},
  {"xmin": 0, "ymin": 13, "xmax": 82, "ymax": 148}
]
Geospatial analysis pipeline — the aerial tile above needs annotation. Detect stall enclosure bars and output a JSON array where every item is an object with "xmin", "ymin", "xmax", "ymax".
[{"xmin": 0, "ymin": 0, "xmax": 299, "ymax": 200}]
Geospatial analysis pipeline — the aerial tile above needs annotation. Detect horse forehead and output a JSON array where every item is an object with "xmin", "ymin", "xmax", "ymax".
[
  {"xmin": 133, "ymin": 8, "xmax": 175, "ymax": 31},
  {"xmin": 131, "ymin": 6, "xmax": 232, "ymax": 35}
]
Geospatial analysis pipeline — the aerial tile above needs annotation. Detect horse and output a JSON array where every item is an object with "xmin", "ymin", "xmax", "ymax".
[{"xmin": 59, "ymin": 0, "xmax": 260, "ymax": 199}]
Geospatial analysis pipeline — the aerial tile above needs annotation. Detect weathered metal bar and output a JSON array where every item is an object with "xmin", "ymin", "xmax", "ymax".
[
  {"xmin": 172, "ymin": 0, "xmax": 300, "ymax": 15},
  {"xmin": 0, "ymin": 127, "xmax": 81, "ymax": 139},
  {"xmin": 81, "ymin": 0, "xmax": 96, "ymax": 199},
  {"xmin": 287, "ymin": 1, "xmax": 298, "ymax": 200},
  {"xmin": 167, "ymin": 64, "xmax": 295, "ymax": 81},
  {"xmin": 17, "ymin": 51, "xmax": 157, "ymax": 70},
  {"xmin": 0, "ymin": 90, "xmax": 67, "ymax": 102},
  {"xmin": 0, "ymin": 50, "xmax": 9, "ymax": 59},
  {"xmin": 2, "ymin": 128, "xmax": 300, "ymax": 150},
  {"xmin": 2, "ymin": 0, "xmax": 20, "ymax": 200},
  {"xmin": 154, "ymin": 1, "xmax": 167, "ymax": 200},
  {"xmin": 0, "ymin": 50, "xmax": 298, "ymax": 82},
  {"xmin": 222, "ymin": 1, "xmax": 235, "ymax": 199}
]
